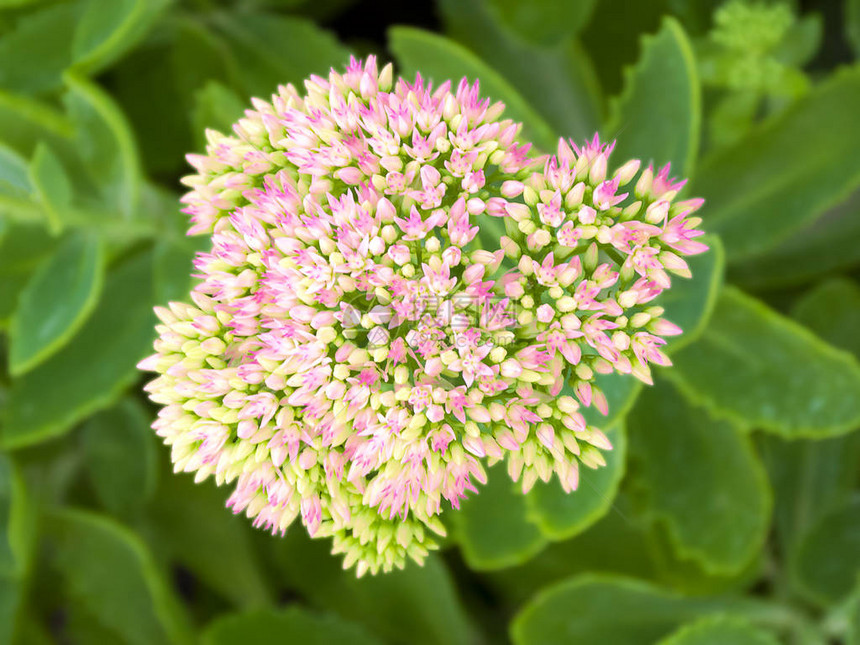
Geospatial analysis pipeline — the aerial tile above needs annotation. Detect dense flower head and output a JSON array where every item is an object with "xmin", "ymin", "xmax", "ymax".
[{"xmin": 140, "ymin": 56, "xmax": 707, "ymax": 575}]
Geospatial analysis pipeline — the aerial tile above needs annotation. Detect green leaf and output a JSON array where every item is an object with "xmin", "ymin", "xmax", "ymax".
[
  {"xmin": 657, "ymin": 615, "xmax": 780, "ymax": 645},
  {"xmin": 488, "ymin": 494, "xmax": 658, "ymax": 606},
  {"xmin": 511, "ymin": 574, "xmax": 784, "ymax": 645},
  {"xmin": 772, "ymin": 14, "xmax": 822, "ymax": 68},
  {"xmin": 759, "ymin": 430, "xmax": 860, "ymax": 566},
  {"xmin": 0, "ymin": 143, "xmax": 32, "ymax": 199},
  {"xmin": 0, "ymin": 577, "xmax": 23, "ymax": 645},
  {"xmin": 793, "ymin": 495, "xmax": 860, "ymax": 605},
  {"xmin": 793, "ymin": 278, "xmax": 860, "ymax": 359},
  {"xmin": 660, "ymin": 236, "xmax": 724, "ymax": 354},
  {"xmin": 1, "ymin": 250, "xmax": 155, "ymax": 449},
  {"xmin": 64, "ymin": 72, "xmax": 141, "ymax": 218},
  {"xmin": 606, "ymin": 17, "xmax": 701, "ymax": 177},
  {"xmin": 28, "ymin": 142, "xmax": 72, "ymax": 234},
  {"xmin": 389, "ymin": 26, "xmax": 558, "ymax": 152},
  {"xmin": 46, "ymin": 509, "xmax": 194, "ymax": 645},
  {"xmin": 848, "ymin": 0, "xmax": 860, "ymax": 57},
  {"xmin": 0, "ymin": 454, "xmax": 34, "ymax": 578},
  {"xmin": 8, "ymin": 233, "xmax": 104, "ymax": 376},
  {"xmin": 0, "ymin": 225, "xmax": 59, "ymax": 275},
  {"xmin": 693, "ymin": 65, "xmax": 860, "ymax": 263},
  {"xmin": 484, "ymin": 0, "xmax": 599, "ymax": 45},
  {"xmin": 438, "ymin": 0, "xmax": 602, "ymax": 139},
  {"xmin": 211, "ymin": 11, "xmax": 350, "ymax": 100},
  {"xmin": 668, "ymin": 286, "xmax": 860, "ymax": 438},
  {"xmin": 203, "ymin": 607, "xmax": 383, "ymax": 645},
  {"xmin": 0, "ymin": 2, "xmax": 79, "ymax": 94},
  {"xmin": 759, "ymin": 283, "xmax": 860, "ymax": 564},
  {"xmin": 111, "ymin": 41, "xmax": 193, "ymax": 177},
  {"xmin": 153, "ymin": 236, "xmax": 209, "ymax": 305},
  {"xmin": 81, "ymin": 398, "xmax": 157, "ymax": 516},
  {"xmin": 451, "ymin": 465, "xmax": 547, "ymax": 570},
  {"xmin": 72, "ymin": 0, "xmax": 173, "ymax": 76},
  {"xmin": 192, "ymin": 81, "xmax": 247, "ymax": 141},
  {"xmin": 582, "ymin": 0, "xmax": 669, "ymax": 96},
  {"xmin": 144, "ymin": 474, "xmax": 273, "ymax": 609},
  {"xmin": 628, "ymin": 380, "xmax": 771, "ymax": 575},
  {"xmin": 526, "ymin": 424, "xmax": 627, "ymax": 540},
  {"xmin": 728, "ymin": 189, "xmax": 860, "ymax": 290},
  {"xmin": 272, "ymin": 532, "xmax": 476, "ymax": 645}
]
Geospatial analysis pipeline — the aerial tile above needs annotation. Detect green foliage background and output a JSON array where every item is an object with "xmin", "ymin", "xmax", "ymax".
[{"xmin": 1, "ymin": 0, "xmax": 860, "ymax": 643}]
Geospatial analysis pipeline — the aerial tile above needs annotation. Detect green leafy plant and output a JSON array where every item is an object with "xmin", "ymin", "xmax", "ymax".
[{"xmin": 1, "ymin": 0, "xmax": 859, "ymax": 643}]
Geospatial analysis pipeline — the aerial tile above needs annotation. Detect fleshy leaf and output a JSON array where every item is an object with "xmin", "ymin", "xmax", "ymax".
[
  {"xmin": 63, "ymin": 72, "xmax": 141, "ymax": 218},
  {"xmin": 144, "ymin": 473, "xmax": 274, "ymax": 609},
  {"xmin": 211, "ymin": 11, "xmax": 350, "ymax": 100},
  {"xmin": 451, "ymin": 465, "xmax": 547, "ymax": 570},
  {"xmin": 657, "ymin": 616, "xmax": 780, "ymax": 645},
  {"xmin": 511, "ymin": 574, "xmax": 783, "ymax": 645},
  {"xmin": 8, "ymin": 232, "xmax": 104, "ymax": 376},
  {"xmin": 793, "ymin": 495, "xmax": 860, "ymax": 605},
  {"xmin": 81, "ymin": 398, "xmax": 157, "ymax": 516},
  {"xmin": 272, "ymin": 532, "xmax": 477, "ymax": 645},
  {"xmin": 191, "ymin": 81, "xmax": 246, "ymax": 142},
  {"xmin": 203, "ymin": 607, "xmax": 383, "ymax": 645},
  {"xmin": 389, "ymin": 26, "xmax": 557, "ymax": 152},
  {"xmin": 606, "ymin": 17, "xmax": 701, "ymax": 177},
  {"xmin": 692, "ymin": 65, "xmax": 860, "ymax": 263},
  {"xmin": 0, "ymin": 143, "xmax": 32, "ymax": 198},
  {"xmin": 848, "ymin": 0, "xmax": 860, "ymax": 56},
  {"xmin": 483, "ymin": 0, "xmax": 599, "ymax": 45},
  {"xmin": 0, "ymin": 454, "xmax": 34, "ymax": 578},
  {"xmin": 45, "ymin": 509, "xmax": 194, "ymax": 645},
  {"xmin": 792, "ymin": 278, "xmax": 860, "ymax": 359},
  {"xmin": 660, "ymin": 236, "xmax": 724, "ymax": 354},
  {"xmin": 0, "ymin": 2, "xmax": 79, "ymax": 93},
  {"xmin": 488, "ymin": 494, "xmax": 657, "ymax": 606},
  {"xmin": 758, "ymin": 279, "xmax": 860, "ymax": 560},
  {"xmin": 72, "ymin": 0, "xmax": 173, "ymax": 76},
  {"xmin": 438, "ymin": 0, "xmax": 601, "ymax": 139},
  {"xmin": 668, "ymin": 286, "xmax": 860, "ymax": 438},
  {"xmin": 526, "ymin": 424, "xmax": 627, "ymax": 541},
  {"xmin": 28, "ymin": 142, "xmax": 72, "ymax": 234},
  {"xmin": 1, "ymin": 250, "xmax": 155, "ymax": 449},
  {"xmin": 728, "ymin": 189, "xmax": 860, "ymax": 290},
  {"xmin": 628, "ymin": 380, "xmax": 771, "ymax": 575}
]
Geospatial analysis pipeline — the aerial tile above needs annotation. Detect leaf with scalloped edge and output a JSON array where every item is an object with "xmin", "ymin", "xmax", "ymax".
[
  {"xmin": 759, "ymin": 278, "xmax": 860, "ymax": 562},
  {"xmin": 628, "ymin": 380, "xmax": 771, "ymax": 575},
  {"xmin": 728, "ymin": 188, "xmax": 860, "ymax": 290},
  {"xmin": 437, "ymin": 0, "xmax": 601, "ymax": 140},
  {"xmin": 203, "ymin": 607, "xmax": 383, "ymax": 645},
  {"xmin": 526, "ymin": 423, "xmax": 627, "ymax": 541},
  {"xmin": 72, "ymin": 0, "xmax": 172, "ymax": 76},
  {"xmin": 793, "ymin": 495, "xmax": 860, "ymax": 606},
  {"xmin": 45, "ymin": 509, "xmax": 194, "ymax": 645},
  {"xmin": 0, "ymin": 454, "xmax": 35, "ymax": 579},
  {"xmin": 1, "ymin": 250, "xmax": 155, "ymax": 449},
  {"xmin": 692, "ymin": 65, "xmax": 860, "ymax": 263},
  {"xmin": 8, "ymin": 232, "xmax": 104, "ymax": 376},
  {"xmin": 389, "ymin": 26, "xmax": 557, "ymax": 152},
  {"xmin": 606, "ymin": 17, "xmax": 701, "ymax": 177},
  {"xmin": 81, "ymin": 398, "xmax": 157, "ymax": 516},
  {"xmin": 668, "ymin": 286, "xmax": 860, "ymax": 438},
  {"xmin": 483, "ymin": 0, "xmax": 599, "ymax": 45},
  {"xmin": 452, "ymin": 464, "xmax": 547, "ymax": 570},
  {"xmin": 657, "ymin": 615, "xmax": 780, "ymax": 645},
  {"xmin": 63, "ymin": 72, "xmax": 141, "ymax": 218},
  {"xmin": 511, "ymin": 574, "xmax": 788, "ymax": 645},
  {"xmin": 661, "ymin": 236, "xmax": 724, "ymax": 355}
]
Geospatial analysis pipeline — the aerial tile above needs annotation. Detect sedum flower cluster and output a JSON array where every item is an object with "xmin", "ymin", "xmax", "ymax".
[{"xmin": 140, "ymin": 56, "xmax": 707, "ymax": 575}]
